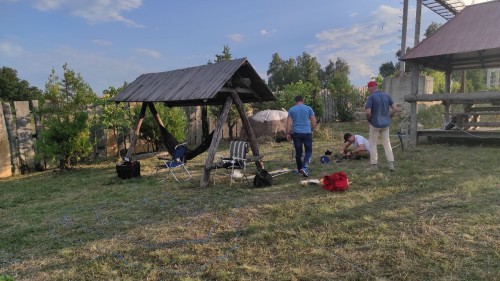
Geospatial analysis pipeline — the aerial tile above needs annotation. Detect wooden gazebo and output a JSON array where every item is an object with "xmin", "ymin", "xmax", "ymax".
[
  {"xmin": 400, "ymin": 0, "xmax": 500, "ymax": 144},
  {"xmin": 110, "ymin": 58, "xmax": 275, "ymax": 187}
]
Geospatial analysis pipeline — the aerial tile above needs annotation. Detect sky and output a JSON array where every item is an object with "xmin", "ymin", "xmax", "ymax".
[{"xmin": 0, "ymin": 0, "xmax": 491, "ymax": 94}]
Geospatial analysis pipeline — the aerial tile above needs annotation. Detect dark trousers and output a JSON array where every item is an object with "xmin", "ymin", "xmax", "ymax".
[{"xmin": 292, "ymin": 133, "xmax": 313, "ymax": 171}]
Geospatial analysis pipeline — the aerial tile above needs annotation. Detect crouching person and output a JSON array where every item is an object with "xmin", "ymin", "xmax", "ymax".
[{"xmin": 340, "ymin": 133, "xmax": 370, "ymax": 160}]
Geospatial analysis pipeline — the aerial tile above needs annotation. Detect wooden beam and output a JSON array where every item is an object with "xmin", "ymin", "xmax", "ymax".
[
  {"xmin": 230, "ymin": 91, "xmax": 263, "ymax": 170},
  {"xmin": 463, "ymin": 122, "xmax": 500, "ymax": 127},
  {"xmin": 404, "ymin": 91, "xmax": 500, "ymax": 102},
  {"xmin": 418, "ymin": 129, "xmax": 500, "ymax": 139},
  {"xmin": 409, "ymin": 64, "xmax": 420, "ymax": 146},
  {"xmin": 200, "ymin": 96, "xmax": 233, "ymax": 188}
]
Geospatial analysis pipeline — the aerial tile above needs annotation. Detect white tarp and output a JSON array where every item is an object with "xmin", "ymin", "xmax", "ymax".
[{"xmin": 251, "ymin": 109, "xmax": 287, "ymax": 122}]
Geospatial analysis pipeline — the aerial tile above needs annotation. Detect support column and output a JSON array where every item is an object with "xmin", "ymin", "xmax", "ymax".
[
  {"xmin": 230, "ymin": 91, "xmax": 263, "ymax": 170},
  {"xmin": 409, "ymin": 0, "xmax": 422, "ymax": 147},
  {"xmin": 409, "ymin": 64, "xmax": 420, "ymax": 146},
  {"xmin": 444, "ymin": 70, "xmax": 452, "ymax": 124},
  {"xmin": 200, "ymin": 96, "xmax": 233, "ymax": 188},
  {"xmin": 399, "ymin": 0, "xmax": 409, "ymax": 76}
]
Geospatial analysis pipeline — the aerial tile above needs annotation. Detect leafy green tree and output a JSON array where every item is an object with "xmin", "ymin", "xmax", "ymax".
[
  {"xmin": 96, "ymin": 86, "xmax": 132, "ymax": 158},
  {"xmin": 379, "ymin": 61, "xmax": 397, "ymax": 77},
  {"xmin": 137, "ymin": 104, "xmax": 187, "ymax": 151},
  {"xmin": 318, "ymin": 59, "xmax": 335, "ymax": 88},
  {"xmin": 267, "ymin": 53, "xmax": 299, "ymax": 91},
  {"xmin": 37, "ymin": 64, "xmax": 96, "ymax": 168},
  {"xmin": 465, "ymin": 69, "xmax": 486, "ymax": 92},
  {"xmin": 328, "ymin": 58, "xmax": 357, "ymax": 122},
  {"xmin": 0, "ymin": 66, "xmax": 42, "ymax": 101},
  {"xmin": 424, "ymin": 22, "xmax": 442, "ymax": 38}
]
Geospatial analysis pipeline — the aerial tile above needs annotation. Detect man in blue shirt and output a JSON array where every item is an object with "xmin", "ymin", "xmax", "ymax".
[
  {"xmin": 286, "ymin": 95, "xmax": 317, "ymax": 177},
  {"xmin": 365, "ymin": 81, "xmax": 397, "ymax": 171}
]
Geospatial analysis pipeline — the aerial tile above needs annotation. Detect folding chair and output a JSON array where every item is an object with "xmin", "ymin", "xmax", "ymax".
[
  {"xmin": 216, "ymin": 141, "xmax": 250, "ymax": 187},
  {"xmin": 158, "ymin": 143, "xmax": 192, "ymax": 182}
]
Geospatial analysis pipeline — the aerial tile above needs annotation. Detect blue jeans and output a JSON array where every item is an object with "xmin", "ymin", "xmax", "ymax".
[{"xmin": 292, "ymin": 133, "xmax": 313, "ymax": 171}]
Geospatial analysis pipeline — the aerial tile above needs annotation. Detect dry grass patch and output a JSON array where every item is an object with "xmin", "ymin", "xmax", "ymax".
[{"xmin": 1, "ymin": 121, "xmax": 499, "ymax": 280}]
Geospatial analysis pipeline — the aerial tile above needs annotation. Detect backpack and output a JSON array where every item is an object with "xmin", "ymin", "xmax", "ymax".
[
  {"xmin": 253, "ymin": 169, "xmax": 273, "ymax": 188},
  {"xmin": 322, "ymin": 172, "xmax": 349, "ymax": 191}
]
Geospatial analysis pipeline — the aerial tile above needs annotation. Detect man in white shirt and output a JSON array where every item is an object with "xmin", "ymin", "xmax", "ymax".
[{"xmin": 340, "ymin": 133, "xmax": 370, "ymax": 160}]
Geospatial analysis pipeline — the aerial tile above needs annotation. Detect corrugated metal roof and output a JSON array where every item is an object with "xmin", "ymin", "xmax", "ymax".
[
  {"xmin": 110, "ymin": 58, "xmax": 275, "ymax": 106},
  {"xmin": 401, "ymin": 0, "xmax": 500, "ymax": 71}
]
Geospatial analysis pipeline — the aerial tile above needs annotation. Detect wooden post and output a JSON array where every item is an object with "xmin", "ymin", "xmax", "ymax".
[
  {"xmin": 230, "ymin": 91, "xmax": 263, "ymax": 170},
  {"xmin": 31, "ymin": 100, "xmax": 43, "ymax": 170},
  {"xmin": 125, "ymin": 102, "xmax": 147, "ymax": 159},
  {"xmin": 200, "ymin": 96, "xmax": 233, "ymax": 188},
  {"xmin": 409, "ymin": 0, "xmax": 422, "ymax": 147},
  {"xmin": 444, "ymin": 70, "xmax": 452, "ymax": 124},
  {"xmin": 409, "ymin": 64, "xmax": 419, "ymax": 146},
  {"xmin": 147, "ymin": 102, "xmax": 167, "ymax": 128},
  {"xmin": 399, "ymin": 0, "xmax": 409, "ymax": 76}
]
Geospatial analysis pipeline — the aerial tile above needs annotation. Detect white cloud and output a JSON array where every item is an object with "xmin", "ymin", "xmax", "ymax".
[
  {"xmin": 92, "ymin": 39, "xmax": 112, "ymax": 46},
  {"xmin": 228, "ymin": 33, "xmax": 244, "ymax": 42},
  {"xmin": 46, "ymin": 46, "xmax": 152, "ymax": 93},
  {"xmin": 33, "ymin": 0, "xmax": 145, "ymax": 27},
  {"xmin": 308, "ymin": 5, "xmax": 403, "ymax": 85},
  {"xmin": 34, "ymin": 0, "xmax": 65, "ymax": 11},
  {"xmin": 0, "ymin": 41, "xmax": 24, "ymax": 57},
  {"xmin": 260, "ymin": 29, "xmax": 277, "ymax": 36},
  {"xmin": 135, "ymin": 48, "xmax": 161, "ymax": 59}
]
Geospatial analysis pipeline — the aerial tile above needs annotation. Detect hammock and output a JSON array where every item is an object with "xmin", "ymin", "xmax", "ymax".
[{"xmin": 158, "ymin": 125, "xmax": 214, "ymax": 160}]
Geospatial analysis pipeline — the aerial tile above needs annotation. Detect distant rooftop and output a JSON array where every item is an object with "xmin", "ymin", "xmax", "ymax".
[{"xmin": 401, "ymin": 0, "xmax": 500, "ymax": 71}]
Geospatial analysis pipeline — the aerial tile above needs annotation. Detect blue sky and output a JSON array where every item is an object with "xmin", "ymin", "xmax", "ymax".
[{"xmin": 0, "ymin": 0, "xmax": 485, "ymax": 94}]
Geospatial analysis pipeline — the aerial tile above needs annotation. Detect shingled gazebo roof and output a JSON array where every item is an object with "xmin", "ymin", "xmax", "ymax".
[
  {"xmin": 110, "ymin": 58, "xmax": 275, "ymax": 107},
  {"xmin": 400, "ymin": 1, "xmax": 500, "ymax": 71}
]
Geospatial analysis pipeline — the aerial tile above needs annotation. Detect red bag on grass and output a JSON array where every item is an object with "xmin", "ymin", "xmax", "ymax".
[{"xmin": 322, "ymin": 172, "xmax": 349, "ymax": 191}]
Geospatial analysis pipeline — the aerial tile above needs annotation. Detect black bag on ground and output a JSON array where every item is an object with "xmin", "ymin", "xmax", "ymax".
[{"xmin": 253, "ymin": 169, "xmax": 272, "ymax": 188}]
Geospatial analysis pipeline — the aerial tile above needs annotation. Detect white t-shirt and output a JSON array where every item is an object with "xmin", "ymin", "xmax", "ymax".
[{"xmin": 353, "ymin": 135, "xmax": 370, "ymax": 153}]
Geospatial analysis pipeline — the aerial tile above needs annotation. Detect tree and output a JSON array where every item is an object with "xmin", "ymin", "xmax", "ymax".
[
  {"xmin": 295, "ymin": 52, "xmax": 321, "ymax": 87},
  {"xmin": 137, "ymin": 104, "xmax": 188, "ymax": 151},
  {"xmin": 0, "ymin": 66, "xmax": 42, "ymax": 102},
  {"xmin": 424, "ymin": 22, "xmax": 442, "ymax": 38},
  {"xmin": 97, "ymin": 86, "xmax": 132, "ymax": 158},
  {"xmin": 37, "ymin": 64, "xmax": 96, "ymax": 168},
  {"xmin": 318, "ymin": 59, "xmax": 335, "ymax": 88},
  {"xmin": 379, "ymin": 61, "xmax": 397, "ymax": 77},
  {"xmin": 327, "ymin": 58, "xmax": 357, "ymax": 122},
  {"xmin": 267, "ymin": 53, "xmax": 299, "ymax": 92}
]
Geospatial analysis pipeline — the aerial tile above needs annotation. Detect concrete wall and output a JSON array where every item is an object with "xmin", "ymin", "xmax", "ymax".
[{"xmin": 383, "ymin": 76, "xmax": 434, "ymax": 114}]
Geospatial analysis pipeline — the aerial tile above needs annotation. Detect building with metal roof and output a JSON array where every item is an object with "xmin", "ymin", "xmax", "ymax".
[{"xmin": 401, "ymin": 0, "xmax": 500, "ymax": 71}]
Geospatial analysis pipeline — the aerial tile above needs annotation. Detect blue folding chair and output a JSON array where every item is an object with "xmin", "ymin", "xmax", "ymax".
[{"xmin": 158, "ymin": 143, "xmax": 192, "ymax": 182}]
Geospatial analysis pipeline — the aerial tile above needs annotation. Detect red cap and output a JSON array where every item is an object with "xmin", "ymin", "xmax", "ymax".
[{"xmin": 367, "ymin": 81, "xmax": 378, "ymax": 88}]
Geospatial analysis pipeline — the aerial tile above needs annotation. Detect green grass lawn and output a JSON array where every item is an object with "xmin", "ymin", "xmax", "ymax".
[{"xmin": 1, "ymin": 122, "xmax": 499, "ymax": 280}]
